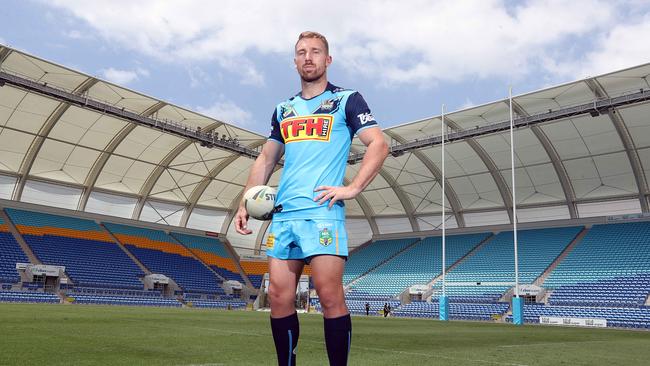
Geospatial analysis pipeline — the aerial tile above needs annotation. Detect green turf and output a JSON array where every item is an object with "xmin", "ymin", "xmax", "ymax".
[{"xmin": 0, "ymin": 304, "xmax": 649, "ymax": 365}]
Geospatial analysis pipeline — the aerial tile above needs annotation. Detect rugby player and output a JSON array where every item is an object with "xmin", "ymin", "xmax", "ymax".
[{"xmin": 235, "ymin": 31, "xmax": 388, "ymax": 366}]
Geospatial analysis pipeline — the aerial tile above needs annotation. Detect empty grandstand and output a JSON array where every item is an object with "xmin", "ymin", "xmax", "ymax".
[
  {"xmin": 0, "ymin": 43, "xmax": 649, "ymax": 332},
  {"xmin": 104, "ymin": 223, "xmax": 225, "ymax": 296},
  {"xmin": 0, "ymin": 215, "xmax": 29, "ymax": 286},
  {"xmin": 170, "ymin": 232, "xmax": 248, "ymax": 286},
  {"xmin": 6, "ymin": 208, "xmax": 145, "ymax": 290}
]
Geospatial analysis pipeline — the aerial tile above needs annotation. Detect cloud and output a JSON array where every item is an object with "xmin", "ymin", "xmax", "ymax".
[
  {"xmin": 43, "ymin": 0, "xmax": 649, "ymax": 86},
  {"xmin": 63, "ymin": 29, "xmax": 93, "ymax": 40},
  {"xmin": 544, "ymin": 16, "xmax": 650, "ymax": 80},
  {"xmin": 460, "ymin": 98, "xmax": 475, "ymax": 110},
  {"xmin": 187, "ymin": 66, "xmax": 211, "ymax": 88},
  {"xmin": 100, "ymin": 67, "xmax": 149, "ymax": 85},
  {"xmin": 197, "ymin": 97, "xmax": 253, "ymax": 126}
]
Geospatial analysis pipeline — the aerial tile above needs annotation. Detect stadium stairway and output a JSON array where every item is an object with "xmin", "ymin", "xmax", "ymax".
[
  {"xmin": 165, "ymin": 232, "xmax": 229, "ymax": 283},
  {"xmin": 103, "ymin": 222, "xmax": 225, "ymax": 295},
  {"xmin": 347, "ymin": 233, "xmax": 492, "ymax": 301},
  {"xmin": 544, "ymin": 221, "xmax": 650, "ymax": 288},
  {"xmin": 343, "ymin": 238, "xmax": 422, "ymax": 291},
  {"xmin": 169, "ymin": 232, "xmax": 255, "ymax": 290},
  {"xmin": 0, "ymin": 212, "xmax": 31, "ymax": 287},
  {"xmin": 6, "ymin": 209, "xmax": 154, "ymax": 290},
  {"xmin": 220, "ymin": 242, "xmax": 256, "ymax": 289},
  {"xmin": 0, "ymin": 208, "xmax": 41, "ymax": 265},
  {"xmin": 346, "ymin": 238, "xmax": 374, "ymax": 255},
  {"xmin": 99, "ymin": 223, "xmax": 151, "ymax": 276},
  {"xmin": 426, "ymin": 233, "xmax": 495, "ymax": 291},
  {"xmin": 533, "ymin": 226, "xmax": 589, "ymax": 287}
]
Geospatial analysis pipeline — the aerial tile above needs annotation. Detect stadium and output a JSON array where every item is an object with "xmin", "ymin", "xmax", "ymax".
[{"xmin": 1, "ymin": 35, "xmax": 650, "ymax": 365}]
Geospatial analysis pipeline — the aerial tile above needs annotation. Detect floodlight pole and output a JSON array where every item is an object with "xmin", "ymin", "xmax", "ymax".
[
  {"xmin": 439, "ymin": 104, "xmax": 449, "ymax": 321},
  {"xmin": 510, "ymin": 87, "xmax": 524, "ymax": 325}
]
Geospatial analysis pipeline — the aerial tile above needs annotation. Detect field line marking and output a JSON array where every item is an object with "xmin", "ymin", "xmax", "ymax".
[
  {"xmin": 498, "ymin": 340, "xmax": 611, "ymax": 348},
  {"xmin": 353, "ymin": 344, "xmax": 529, "ymax": 366},
  {"xmin": 155, "ymin": 323, "xmax": 528, "ymax": 366}
]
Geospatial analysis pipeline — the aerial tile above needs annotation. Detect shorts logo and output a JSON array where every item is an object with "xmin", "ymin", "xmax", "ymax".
[
  {"xmin": 280, "ymin": 115, "xmax": 333, "ymax": 143},
  {"xmin": 266, "ymin": 233, "xmax": 275, "ymax": 249},
  {"xmin": 319, "ymin": 228, "xmax": 333, "ymax": 247}
]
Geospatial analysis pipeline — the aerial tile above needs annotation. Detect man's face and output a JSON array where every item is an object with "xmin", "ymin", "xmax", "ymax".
[{"xmin": 294, "ymin": 37, "xmax": 332, "ymax": 82}]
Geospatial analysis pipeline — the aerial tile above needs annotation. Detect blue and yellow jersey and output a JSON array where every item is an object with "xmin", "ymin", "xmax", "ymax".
[{"xmin": 268, "ymin": 82, "xmax": 379, "ymax": 221}]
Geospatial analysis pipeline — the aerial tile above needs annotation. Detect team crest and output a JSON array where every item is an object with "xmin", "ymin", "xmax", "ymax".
[
  {"xmin": 313, "ymin": 96, "xmax": 342, "ymax": 114},
  {"xmin": 319, "ymin": 228, "xmax": 333, "ymax": 247},
  {"xmin": 280, "ymin": 103, "xmax": 297, "ymax": 118}
]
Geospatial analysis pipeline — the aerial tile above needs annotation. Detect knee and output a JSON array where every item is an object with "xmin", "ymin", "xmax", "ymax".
[
  {"xmin": 316, "ymin": 286, "xmax": 344, "ymax": 311},
  {"xmin": 268, "ymin": 285, "xmax": 293, "ymax": 307}
]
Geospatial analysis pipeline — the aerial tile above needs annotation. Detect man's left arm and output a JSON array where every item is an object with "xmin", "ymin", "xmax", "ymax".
[{"xmin": 314, "ymin": 127, "xmax": 388, "ymax": 208}]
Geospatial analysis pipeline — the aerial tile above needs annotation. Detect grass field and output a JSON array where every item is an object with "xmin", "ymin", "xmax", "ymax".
[{"xmin": 1, "ymin": 304, "xmax": 649, "ymax": 365}]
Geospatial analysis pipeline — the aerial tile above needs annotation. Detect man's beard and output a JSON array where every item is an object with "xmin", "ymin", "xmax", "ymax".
[{"xmin": 299, "ymin": 68, "xmax": 325, "ymax": 83}]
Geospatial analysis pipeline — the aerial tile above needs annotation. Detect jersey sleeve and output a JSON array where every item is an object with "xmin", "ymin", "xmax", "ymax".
[
  {"xmin": 268, "ymin": 108, "xmax": 284, "ymax": 144},
  {"xmin": 345, "ymin": 91, "xmax": 379, "ymax": 136}
]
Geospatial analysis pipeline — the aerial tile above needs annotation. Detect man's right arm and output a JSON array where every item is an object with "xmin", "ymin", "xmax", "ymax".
[{"xmin": 234, "ymin": 140, "xmax": 284, "ymax": 234}]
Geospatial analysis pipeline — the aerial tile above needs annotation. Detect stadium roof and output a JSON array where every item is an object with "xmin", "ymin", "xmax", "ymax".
[{"xmin": 0, "ymin": 44, "xmax": 649, "ymax": 249}]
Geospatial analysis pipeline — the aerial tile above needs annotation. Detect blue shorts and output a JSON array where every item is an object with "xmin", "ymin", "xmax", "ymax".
[{"xmin": 265, "ymin": 219, "xmax": 348, "ymax": 262}]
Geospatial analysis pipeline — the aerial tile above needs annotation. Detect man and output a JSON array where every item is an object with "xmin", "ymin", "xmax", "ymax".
[
  {"xmin": 235, "ymin": 31, "xmax": 388, "ymax": 366},
  {"xmin": 365, "ymin": 302, "xmax": 370, "ymax": 316}
]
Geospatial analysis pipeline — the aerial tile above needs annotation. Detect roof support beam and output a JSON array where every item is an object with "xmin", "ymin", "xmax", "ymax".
[
  {"xmin": 13, "ymin": 77, "xmax": 98, "ymax": 202},
  {"xmin": 351, "ymin": 88, "xmax": 650, "ymax": 162},
  {"xmin": 585, "ymin": 78, "xmax": 649, "ymax": 213},
  {"xmin": 510, "ymin": 100, "xmax": 578, "ymax": 219},
  {"xmin": 0, "ymin": 46, "xmax": 12, "ymax": 66},
  {"xmin": 350, "ymin": 145, "xmax": 419, "ymax": 232},
  {"xmin": 384, "ymin": 131, "xmax": 465, "ymax": 227},
  {"xmin": 77, "ymin": 101, "xmax": 166, "ymax": 211},
  {"xmin": 132, "ymin": 122, "xmax": 222, "ymax": 221},
  {"xmin": 0, "ymin": 71, "xmax": 258, "ymax": 157},
  {"xmin": 179, "ymin": 141, "xmax": 266, "ymax": 229},
  {"xmin": 445, "ymin": 118, "xmax": 513, "ymax": 223}
]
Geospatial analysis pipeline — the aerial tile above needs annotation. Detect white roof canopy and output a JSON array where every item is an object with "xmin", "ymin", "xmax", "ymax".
[{"xmin": 1, "ymin": 44, "xmax": 648, "ymax": 241}]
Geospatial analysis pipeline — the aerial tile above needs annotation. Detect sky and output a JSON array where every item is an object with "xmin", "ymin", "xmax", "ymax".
[{"xmin": 1, "ymin": 0, "xmax": 650, "ymax": 135}]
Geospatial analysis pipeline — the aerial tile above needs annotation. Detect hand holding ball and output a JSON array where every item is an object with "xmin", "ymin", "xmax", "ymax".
[{"xmin": 243, "ymin": 185, "xmax": 277, "ymax": 220}]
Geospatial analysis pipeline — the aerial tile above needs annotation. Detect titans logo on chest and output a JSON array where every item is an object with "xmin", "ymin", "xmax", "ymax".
[{"xmin": 280, "ymin": 115, "xmax": 333, "ymax": 143}]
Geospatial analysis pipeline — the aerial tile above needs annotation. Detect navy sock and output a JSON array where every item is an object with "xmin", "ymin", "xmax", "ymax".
[
  {"xmin": 270, "ymin": 313, "xmax": 299, "ymax": 366},
  {"xmin": 324, "ymin": 314, "xmax": 352, "ymax": 366}
]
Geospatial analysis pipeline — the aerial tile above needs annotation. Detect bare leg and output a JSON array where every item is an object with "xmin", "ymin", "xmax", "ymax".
[
  {"xmin": 268, "ymin": 257, "xmax": 304, "ymax": 366},
  {"xmin": 311, "ymin": 255, "xmax": 351, "ymax": 366},
  {"xmin": 268, "ymin": 257, "xmax": 304, "ymax": 317},
  {"xmin": 310, "ymin": 255, "xmax": 348, "ymax": 318}
]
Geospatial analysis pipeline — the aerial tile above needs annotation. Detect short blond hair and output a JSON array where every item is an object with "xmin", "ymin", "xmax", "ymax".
[{"xmin": 295, "ymin": 31, "xmax": 329, "ymax": 54}]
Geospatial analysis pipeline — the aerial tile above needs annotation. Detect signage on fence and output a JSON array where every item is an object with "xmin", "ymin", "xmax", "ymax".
[
  {"xmin": 540, "ymin": 316, "xmax": 607, "ymax": 328},
  {"xmin": 409, "ymin": 285, "xmax": 429, "ymax": 295},
  {"xmin": 28, "ymin": 264, "xmax": 64, "ymax": 277},
  {"xmin": 146, "ymin": 274, "xmax": 169, "ymax": 284},
  {"xmin": 517, "ymin": 284, "xmax": 542, "ymax": 296},
  {"xmin": 241, "ymin": 254, "xmax": 266, "ymax": 261}
]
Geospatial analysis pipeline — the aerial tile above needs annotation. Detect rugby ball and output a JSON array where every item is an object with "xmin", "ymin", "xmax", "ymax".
[{"xmin": 243, "ymin": 185, "xmax": 277, "ymax": 220}]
